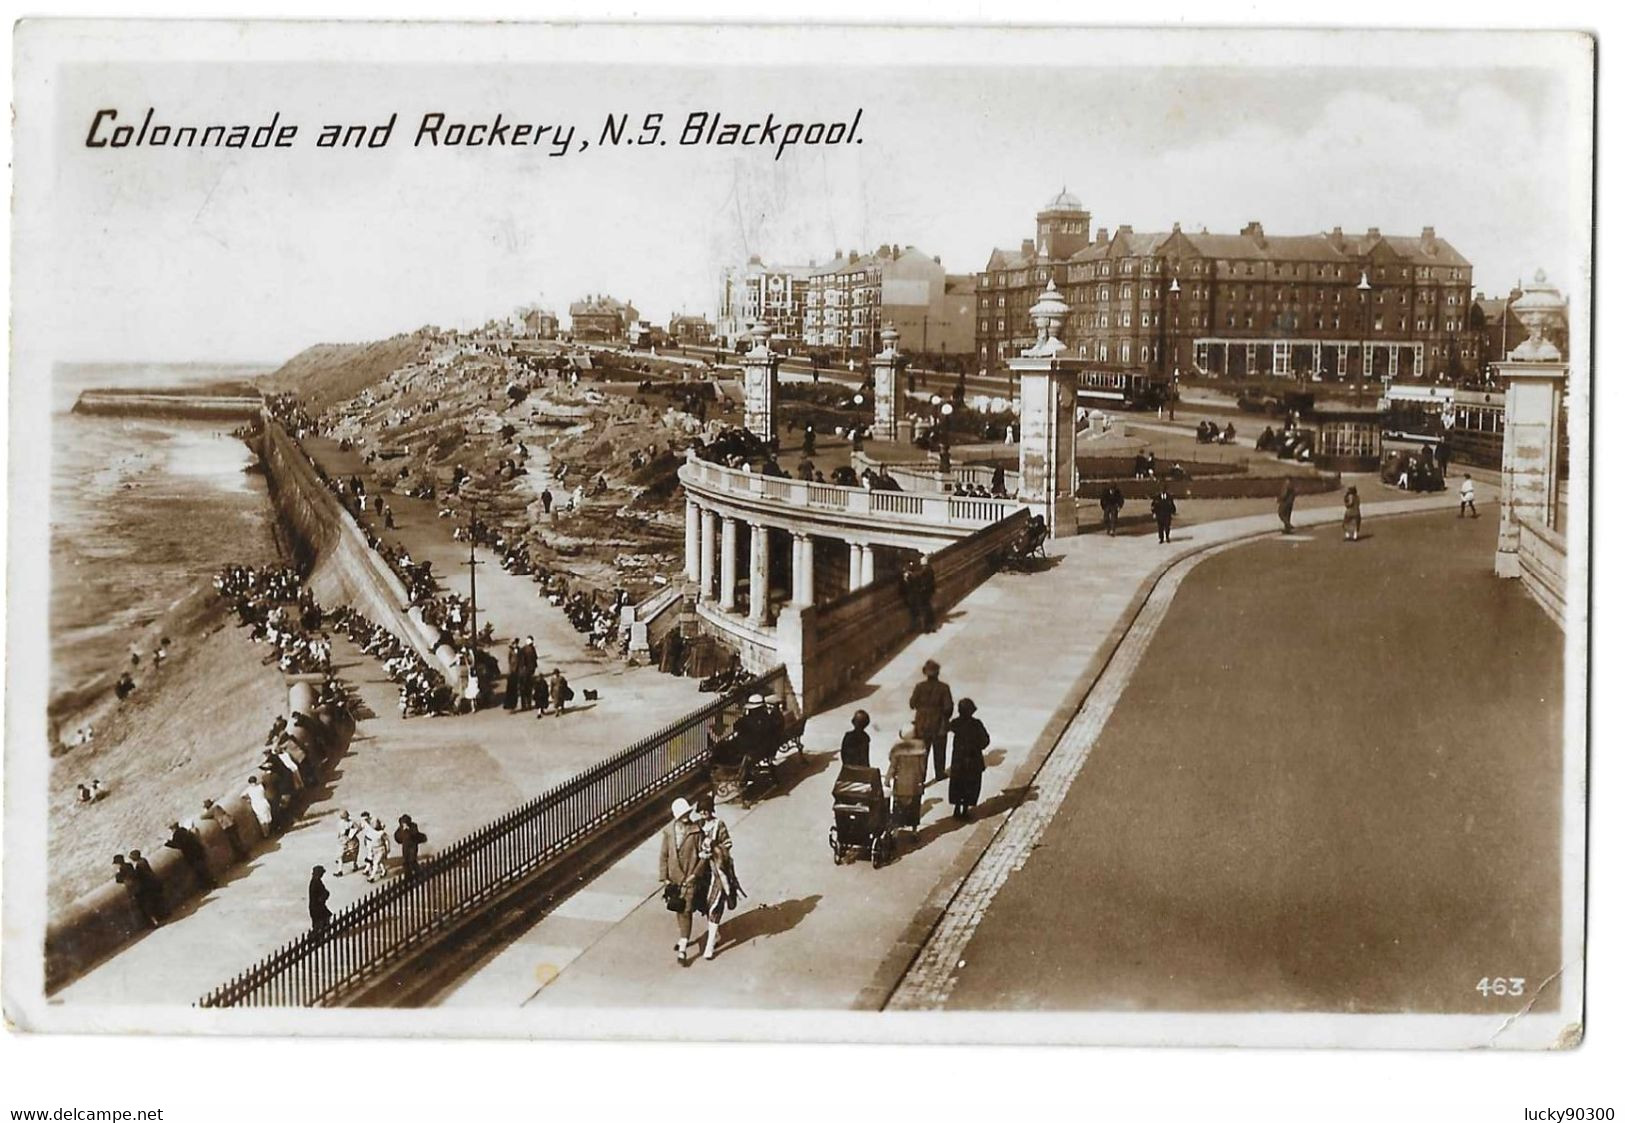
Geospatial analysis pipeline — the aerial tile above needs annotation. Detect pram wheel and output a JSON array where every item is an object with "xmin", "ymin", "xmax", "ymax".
[{"xmin": 872, "ymin": 832, "xmax": 895, "ymax": 869}]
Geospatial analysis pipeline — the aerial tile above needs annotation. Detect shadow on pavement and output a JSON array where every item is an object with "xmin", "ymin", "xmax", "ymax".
[{"xmin": 719, "ymin": 894, "xmax": 822, "ymax": 952}]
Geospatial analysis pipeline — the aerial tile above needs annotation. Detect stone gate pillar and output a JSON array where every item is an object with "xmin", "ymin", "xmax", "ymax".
[
  {"xmin": 1006, "ymin": 280, "xmax": 1080, "ymax": 537},
  {"xmin": 1493, "ymin": 270, "xmax": 1569, "ymax": 579},
  {"xmin": 871, "ymin": 322, "xmax": 907, "ymax": 442},
  {"xmin": 741, "ymin": 321, "xmax": 781, "ymax": 447}
]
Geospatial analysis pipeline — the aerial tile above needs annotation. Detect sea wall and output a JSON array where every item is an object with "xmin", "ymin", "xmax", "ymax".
[
  {"xmin": 44, "ymin": 693, "xmax": 356, "ymax": 993},
  {"xmin": 73, "ymin": 390, "xmax": 264, "ymax": 422},
  {"xmin": 256, "ymin": 419, "xmax": 441, "ymax": 665}
]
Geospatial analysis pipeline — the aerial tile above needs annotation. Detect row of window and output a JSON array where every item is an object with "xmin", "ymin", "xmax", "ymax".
[
  {"xmin": 977, "ymin": 314, "xmax": 1467, "ymax": 335},
  {"xmin": 981, "ymin": 261, "xmax": 1468, "ymax": 287}
]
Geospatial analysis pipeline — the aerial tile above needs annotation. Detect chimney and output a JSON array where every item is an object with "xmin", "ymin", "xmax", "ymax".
[
  {"xmin": 933, "ymin": 255, "xmax": 941, "ymax": 264},
  {"xmin": 849, "ymin": 250, "xmax": 859, "ymax": 264},
  {"xmin": 1096, "ymin": 229, "xmax": 1109, "ymax": 245},
  {"xmin": 1116, "ymin": 224, "xmax": 1133, "ymax": 238},
  {"xmin": 1474, "ymin": 289, "xmax": 1485, "ymax": 301},
  {"xmin": 1021, "ymin": 238, "xmax": 1035, "ymax": 256},
  {"xmin": 1328, "ymin": 226, "xmax": 1345, "ymax": 251},
  {"xmin": 1421, "ymin": 226, "xmax": 1437, "ymax": 254},
  {"xmin": 1242, "ymin": 220, "xmax": 1265, "ymax": 245},
  {"xmin": 1171, "ymin": 221, "xmax": 1181, "ymax": 233},
  {"xmin": 891, "ymin": 243, "xmax": 900, "ymax": 258},
  {"xmin": 1366, "ymin": 227, "xmax": 1381, "ymax": 240}
]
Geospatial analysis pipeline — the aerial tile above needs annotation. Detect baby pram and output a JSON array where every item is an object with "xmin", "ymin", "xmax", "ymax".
[{"xmin": 828, "ymin": 764, "xmax": 895, "ymax": 868}]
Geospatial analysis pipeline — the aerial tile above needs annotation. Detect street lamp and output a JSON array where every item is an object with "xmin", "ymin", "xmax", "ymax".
[{"xmin": 1355, "ymin": 269, "xmax": 1372, "ymax": 406}]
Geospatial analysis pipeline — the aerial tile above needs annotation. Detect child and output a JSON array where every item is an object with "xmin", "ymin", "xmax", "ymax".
[{"xmin": 1459, "ymin": 474, "xmax": 1478, "ymax": 519}]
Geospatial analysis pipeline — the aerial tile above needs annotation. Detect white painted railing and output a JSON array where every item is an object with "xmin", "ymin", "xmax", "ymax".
[{"xmin": 681, "ymin": 453, "xmax": 1024, "ymax": 530}]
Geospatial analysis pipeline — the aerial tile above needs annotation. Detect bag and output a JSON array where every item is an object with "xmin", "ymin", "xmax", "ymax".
[{"xmin": 662, "ymin": 883, "xmax": 684, "ymax": 912}]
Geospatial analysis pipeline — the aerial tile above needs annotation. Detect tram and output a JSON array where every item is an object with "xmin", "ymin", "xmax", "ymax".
[
  {"xmin": 1073, "ymin": 368, "xmax": 1174, "ymax": 412},
  {"xmin": 1382, "ymin": 383, "xmax": 1507, "ymax": 468}
]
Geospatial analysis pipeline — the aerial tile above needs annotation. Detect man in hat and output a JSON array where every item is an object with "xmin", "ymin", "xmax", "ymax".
[
  {"xmin": 658, "ymin": 797, "xmax": 705, "ymax": 964},
  {"xmin": 516, "ymin": 637, "xmax": 538, "ymax": 711},
  {"xmin": 164, "ymin": 819, "xmax": 217, "ymax": 891},
  {"xmin": 127, "ymin": 849, "xmax": 167, "ymax": 926},
  {"xmin": 733, "ymin": 693, "xmax": 781, "ymax": 767},
  {"xmin": 309, "ymin": 865, "xmax": 332, "ymax": 936},
  {"xmin": 908, "ymin": 661, "xmax": 955, "ymax": 783},
  {"xmin": 113, "ymin": 854, "xmax": 160, "ymax": 929}
]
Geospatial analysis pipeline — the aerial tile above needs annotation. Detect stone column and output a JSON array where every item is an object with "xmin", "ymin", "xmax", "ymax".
[
  {"xmin": 1008, "ymin": 281, "xmax": 1081, "ymax": 537},
  {"xmin": 684, "ymin": 500, "xmax": 701, "ymax": 582},
  {"xmin": 791, "ymin": 533, "xmax": 815, "ymax": 605},
  {"xmin": 740, "ymin": 321, "xmax": 781, "ymax": 448},
  {"xmin": 858, "ymin": 543, "xmax": 876, "ymax": 587},
  {"xmin": 719, "ymin": 517, "xmax": 740, "ymax": 611},
  {"xmin": 1493, "ymin": 271, "xmax": 1569, "ymax": 578},
  {"xmin": 848, "ymin": 541, "xmax": 864, "ymax": 591},
  {"xmin": 748, "ymin": 523, "xmax": 770, "ymax": 622},
  {"xmin": 871, "ymin": 323, "xmax": 906, "ymax": 442},
  {"xmin": 698, "ymin": 508, "xmax": 717, "ymax": 601}
]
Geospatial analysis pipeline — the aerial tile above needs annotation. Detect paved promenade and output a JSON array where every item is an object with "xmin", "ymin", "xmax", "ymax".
[
  {"xmin": 59, "ymin": 437, "xmax": 710, "ymax": 1005},
  {"xmin": 437, "ymin": 483, "xmax": 1479, "ymax": 1010}
]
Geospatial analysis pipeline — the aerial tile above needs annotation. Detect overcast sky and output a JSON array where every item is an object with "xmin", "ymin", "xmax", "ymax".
[{"xmin": 34, "ymin": 33, "xmax": 1588, "ymax": 364}]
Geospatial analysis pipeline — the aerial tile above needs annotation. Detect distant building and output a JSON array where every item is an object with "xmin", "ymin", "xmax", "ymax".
[
  {"xmin": 1475, "ymin": 286, "xmax": 1568, "ymax": 373},
  {"xmin": 938, "ymin": 274, "xmax": 979, "ymax": 359},
  {"xmin": 512, "ymin": 305, "xmax": 559, "ymax": 340},
  {"xmin": 667, "ymin": 313, "xmax": 715, "ymax": 346},
  {"xmin": 569, "ymin": 294, "xmax": 640, "ymax": 341},
  {"xmin": 717, "ymin": 257, "xmax": 811, "ymax": 349},
  {"xmin": 976, "ymin": 188, "xmax": 1478, "ymax": 384},
  {"xmin": 802, "ymin": 244, "xmax": 953, "ymax": 358}
]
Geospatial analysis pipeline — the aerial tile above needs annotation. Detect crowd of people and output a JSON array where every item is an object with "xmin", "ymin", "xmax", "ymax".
[{"xmin": 1195, "ymin": 419, "xmax": 1237, "ymax": 445}]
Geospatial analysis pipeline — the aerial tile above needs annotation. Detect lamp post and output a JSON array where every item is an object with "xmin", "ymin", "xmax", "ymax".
[{"xmin": 1354, "ymin": 269, "xmax": 1373, "ymax": 406}]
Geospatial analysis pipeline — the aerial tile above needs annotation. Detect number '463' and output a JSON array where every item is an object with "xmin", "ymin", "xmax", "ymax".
[{"xmin": 1476, "ymin": 976, "xmax": 1526, "ymax": 997}]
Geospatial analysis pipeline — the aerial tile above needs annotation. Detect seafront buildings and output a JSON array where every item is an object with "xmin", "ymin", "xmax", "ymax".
[
  {"xmin": 717, "ymin": 258, "xmax": 813, "ymax": 349},
  {"xmin": 975, "ymin": 189, "xmax": 1479, "ymax": 385},
  {"xmin": 569, "ymin": 294, "xmax": 640, "ymax": 341}
]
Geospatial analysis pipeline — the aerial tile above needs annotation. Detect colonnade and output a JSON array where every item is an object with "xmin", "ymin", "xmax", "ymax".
[{"xmin": 685, "ymin": 499, "xmax": 879, "ymax": 621}]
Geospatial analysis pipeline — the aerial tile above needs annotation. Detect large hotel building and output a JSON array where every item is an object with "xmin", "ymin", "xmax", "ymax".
[{"xmin": 975, "ymin": 190, "xmax": 1478, "ymax": 384}]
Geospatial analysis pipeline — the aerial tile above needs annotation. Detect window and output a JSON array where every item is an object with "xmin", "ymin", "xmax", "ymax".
[
  {"xmin": 1120, "ymin": 283, "xmax": 1132, "ymax": 299},
  {"xmin": 1374, "ymin": 316, "xmax": 1384, "ymax": 332},
  {"xmin": 1141, "ymin": 313, "xmax": 1151, "ymax": 327},
  {"xmin": 1120, "ymin": 312, "xmax": 1131, "ymax": 327},
  {"xmin": 1142, "ymin": 286, "xmax": 1152, "ymax": 299},
  {"xmin": 1141, "ymin": 345, "xmax": 1150, "ymax": 362},
  {"xmin": 1120, "ymin": 342, "xmax": 1131, "ymax": 362}
]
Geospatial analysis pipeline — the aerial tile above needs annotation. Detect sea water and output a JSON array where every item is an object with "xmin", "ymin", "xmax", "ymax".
[{"xmin": 48, "ymin": 362, "xmax": 282, "ymax": 722}]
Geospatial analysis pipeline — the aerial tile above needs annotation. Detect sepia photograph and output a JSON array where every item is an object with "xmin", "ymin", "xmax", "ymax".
[{"xmin": 3, "ymin": 16, "xmax": 1595, "ymax": 1065}]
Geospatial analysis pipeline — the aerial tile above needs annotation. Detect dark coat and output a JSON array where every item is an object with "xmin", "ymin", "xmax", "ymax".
[
  {"xmin": 309, "ymin": 874, "xmax": 331, "ymax": 925},
  {"xmin": 947, "ymin": 715, "xmax": 990, "ymax": 807},
  {"xmin": 394, "ymin": 822, "xmax": 427, "ymax": 865},
  {"xmin": 909, "ymin": 678, "xmax": 954, "ymax": 736},
  {"xmin": 1151, "ymin": 494, "xmax": 1177, "ymax": 522},
  {"xmin": 840, "ymin": 728, "xmax": 871, "ymax": 767}
]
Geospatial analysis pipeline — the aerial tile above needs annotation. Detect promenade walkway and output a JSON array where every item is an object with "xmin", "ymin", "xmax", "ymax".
[
  {"xmin": 435, "ymin": 484, "xmax": 1479, "ymax": 1011},
  {"xmin": 59, "ymin": 437, "xmax": 711, "ymax": 1005}
]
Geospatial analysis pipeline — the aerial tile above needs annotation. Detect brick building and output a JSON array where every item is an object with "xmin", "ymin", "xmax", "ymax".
[
  {"xmin": 801, "ymin": 244, "xmax": 953, "ymax": 358},
  {"xmin": 569, "ymin": 294, "xmax": 639, "ymax": 341},
  {"xmin": 667, "ymin": 313, "xmax": 715, "ymax": 346},
  {"xmin": 975, "ymin": 190, "xmax": 1478, "ymax": 386},
  {"xmin": 717, "ymin": 257, "xmax": 812, "ymax": 349}
]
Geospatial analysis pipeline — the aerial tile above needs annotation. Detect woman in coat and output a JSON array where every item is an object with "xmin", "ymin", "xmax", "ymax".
[
  {"xmin": 1277, "ymin": 477, "xmax": 1297, "ymax": 534},
  {"xmin": 1343, "ymin": 486, "xmax": 1362, "ymax": 542},
  {"xmin": 947, "ymin": 698, "xmax": 991, "ymax": 820},
  {"xmin": 658, "ymin": 797, "xmax": 705, "ymax": 964},
  {"xmin": 693, "ymin": 793, "xmax": 744, "ymax": 961}
]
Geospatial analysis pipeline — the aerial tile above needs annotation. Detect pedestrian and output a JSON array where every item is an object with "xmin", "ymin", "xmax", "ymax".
[
  {"xmin": 693, "ymin": 793, "xmax": 744, "ymax": 961},
  {"xmin": 243, "ymin": 775, "xmax": 276, "ymax": 834},
  {"xmin": 334, "ymin": 809, "xmax": 361, "ymax": 876},
  {"xmin": 1151, "ymin": 487, "xmax": 1177, "ymax": 544},
  {"xmin": 113, "ymin": 854, "xmax": 160, "ymax": 928},
  {"xmin": 394, "ymin": 815, "xmax": 427, "ymax": 879},
  {"xmin": 947, "ymin": 698, "xmax": 991, "ymax": 820},
  {"xmin": 544, "ymin": 667, "xmax": 572, "ymax": 717},
  {"xmin": 128, "ymin": 849, "xmax": 167, "ymax": 926},
  {"xmin": 885, "ymin": 730, "xmax": 928, "ymax": 831},
  {"xmin": 1343, "ymin": 486, "xmax": 1363, "ymax": 542},
  {"xmin": 1437, "ymin": 437, "xmax": 1453, "ymax": 478},
  {"xmin": 504, "ymin": 639, "xmax": 522, "ymax": 710},
  {"xmin": 1459, "ymin": 473, "xmax": 1478, "ymax": 518},
  {"xmin": 197, "ymin": 798, "xmax": 248, "ymax": 860},
  {"xmin": 1100, "ymin": 481, "xmax": 1125, "ymax": 536},
  {"xmin": 541, "ymin": 488, "xmax": 554, "ymax": 515},
  {"xmin": 516, "ymin": 637, "xmax": 538, "ymax": 711},
  {"xmin": 840, "ymin": 709, "xmax": 872, "ymax": 767},
  {"xmin": 659, "ymin": 796, "xmax": 705, "ymax": 965},
  {"xmin": 1277, "ymin": 477, "xmax": 1297, "ymax": 534},
  {"xmin": 361, "ymin": 813, "xmax": 391, "ymax": 882},
  {"xmin": 309, "ymin": 865, "xmax": 332, "ymax": 935},
  {"xmin": 164, "ymin": 820, "xmax": 217, "ymax": 890},
  {"xmin": 908, "ymin": 660, "xmax": 955, "ymax": 784},
  {"xmin": 914, "ymin": 557, "xmax": 938, "ymax": 632}
]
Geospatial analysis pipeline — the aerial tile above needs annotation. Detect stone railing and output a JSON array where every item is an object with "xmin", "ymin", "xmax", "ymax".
[
  {"xmin": 777, "ymin": 509, "xmax": 1034, "ymax": 710},
  {"xmin": 1515, "ymin": 514, "xmax": 1566, "ymax": 628},
  {"xmin": 681, "ymin": 454, "xmax": 1024, "ymax": 533}
]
